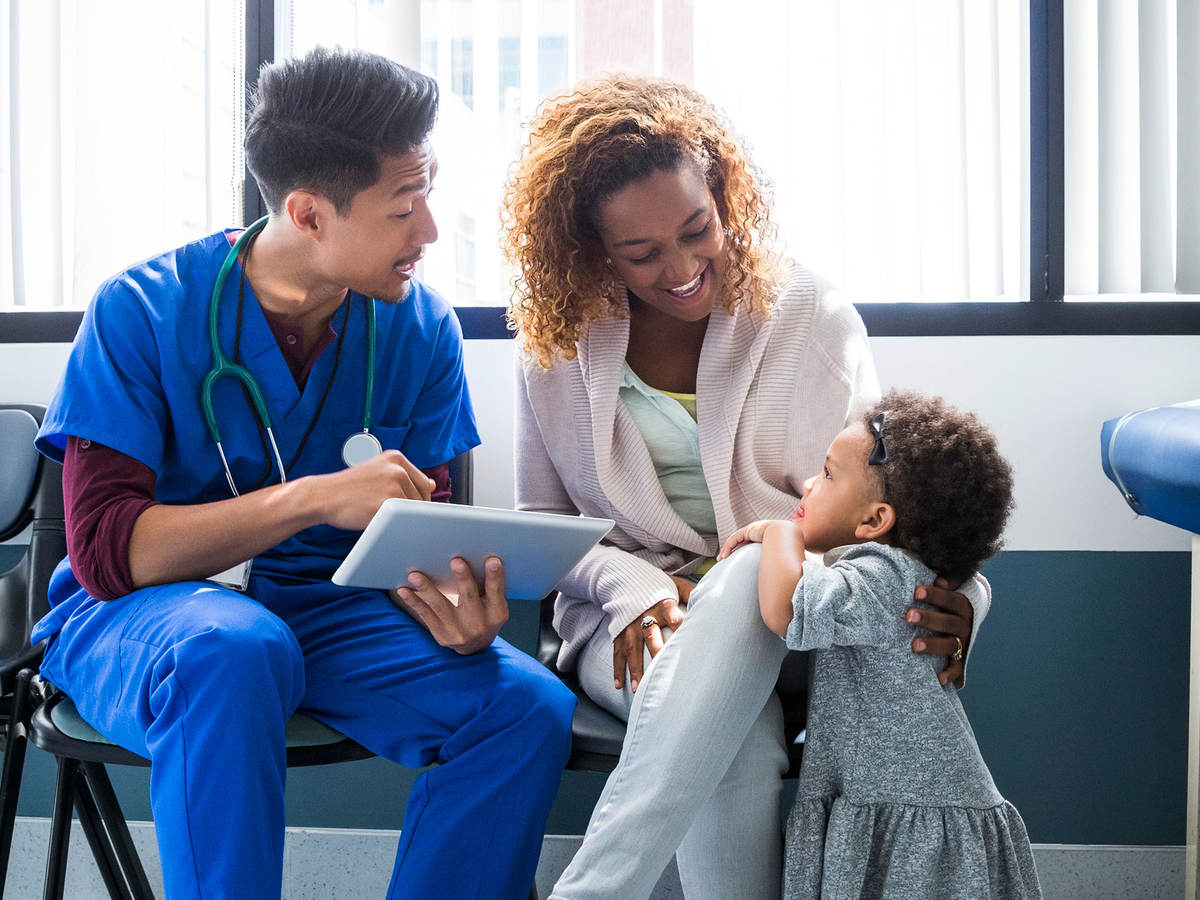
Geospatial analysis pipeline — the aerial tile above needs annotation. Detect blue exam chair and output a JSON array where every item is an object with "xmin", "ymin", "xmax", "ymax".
[
  {"xmin": 1101, "ymin": 400, "xmax": 1200, "ymax": 533},
  {"xmin": 1101, "ymin": 399, "xmax": 1200, "ymax": 900}
]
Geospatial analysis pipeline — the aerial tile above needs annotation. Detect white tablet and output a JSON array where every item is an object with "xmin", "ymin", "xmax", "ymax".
[{"xmin": 332, "ymin": 499, "xmax": 614, "ymax": 600}]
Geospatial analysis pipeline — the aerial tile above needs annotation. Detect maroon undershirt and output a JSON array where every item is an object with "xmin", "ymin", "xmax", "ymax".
[{"xmin": 64, "ymin": 297, "xmax": 451, "ymax": 601}]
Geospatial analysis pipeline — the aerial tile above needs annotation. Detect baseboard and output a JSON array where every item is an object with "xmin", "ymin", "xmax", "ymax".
[{"xmin": 2, "ymin": 818, "xmax": 1182, "ymax": 899}]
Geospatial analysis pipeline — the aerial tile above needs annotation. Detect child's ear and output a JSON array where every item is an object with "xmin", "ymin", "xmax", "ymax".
[{"xmin": 854, "ymin": 502, "xmax": 895, "ymax": 542}]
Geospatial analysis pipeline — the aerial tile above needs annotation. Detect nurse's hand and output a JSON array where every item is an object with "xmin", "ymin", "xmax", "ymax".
[
  {"xmin": 316, "ymin": 449, "xmax": 436, "ymax": 530},
  {"xmin": 391, "ymin": 556, "xmax": 509, "ymax": 655}
]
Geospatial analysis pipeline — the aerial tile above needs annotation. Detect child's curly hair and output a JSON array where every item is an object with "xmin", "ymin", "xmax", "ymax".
[
  {"xmin": 865, "ymin": 390, "xmax": 1014, "ymax": 582},
  {"xmin": 502, "ymin": 74, "xmax": 785, "ymax": 369}
]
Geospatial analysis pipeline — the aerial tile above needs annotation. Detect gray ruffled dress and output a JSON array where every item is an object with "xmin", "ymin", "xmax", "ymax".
[{"xmin": 783, "ymin": 543, "xmax": 1042, "ymax": 899}]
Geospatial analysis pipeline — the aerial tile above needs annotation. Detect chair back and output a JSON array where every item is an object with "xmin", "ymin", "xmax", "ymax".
[
  {"xmin": 0, "ymin": 404, "xmax": 65, "ymax": 675},
  {"xmin": 536, "ymin": 592, "xmax": 563, "ymax": 672},
  {"xmin": 448, "ymin": 450, "xmax": 473, "ymax": 506}
]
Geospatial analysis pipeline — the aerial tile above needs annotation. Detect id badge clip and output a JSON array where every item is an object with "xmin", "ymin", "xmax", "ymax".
[{"xmin": 209, "ymin": 560, "xmax": 253, "ymax": 592}]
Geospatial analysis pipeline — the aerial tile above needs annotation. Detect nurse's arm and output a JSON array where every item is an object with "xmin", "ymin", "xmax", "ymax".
[{"xmin": 128, "ymin": 449, "xmax": 434, "ymax": 588}]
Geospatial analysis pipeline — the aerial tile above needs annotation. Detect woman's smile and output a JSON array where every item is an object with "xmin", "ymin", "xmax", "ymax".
[{"xmin": 662, "ymin": 267, "xmax": 706, "ymax": 299}]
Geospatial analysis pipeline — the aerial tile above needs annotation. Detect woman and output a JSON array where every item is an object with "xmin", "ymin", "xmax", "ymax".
[{"xmin": 503, "ymin": 76, "xmax": 988, "ymax": 899}]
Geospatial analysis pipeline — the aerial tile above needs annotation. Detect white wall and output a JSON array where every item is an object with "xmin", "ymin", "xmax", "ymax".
[
  {"xmin": 870, "ymin": 335, "xmax": 1200, "ymax": 551},
  {"xmin": 5, "ymin": 333, "xmax": 1199, "ymax": 552}
]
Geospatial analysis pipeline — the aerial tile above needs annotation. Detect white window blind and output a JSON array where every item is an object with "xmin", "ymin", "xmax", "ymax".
[
  {"xmin": 291, "ymin": 0, "xmax": 1024, "ymax": 305},
  {"xmin": 1, "ymin": 0, "xmax": 244, "ymax": 310},
  {"xmin": 6, "ymin": 1, "xmax": 1194, "ymax": 312},
  {"xmin": 693, "ymin": 0, "xmax": 1024, "ymax": 303},
  {"xmin": 1064, "ymin": 0, "xmax": 1200, "ymax": 298}
]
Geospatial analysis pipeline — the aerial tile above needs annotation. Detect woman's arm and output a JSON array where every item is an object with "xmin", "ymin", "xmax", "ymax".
[
  {"xmin": 514, "ymin": 362, "xmax": 685, "ymax": 688},
  {"xmin": 908, "ymin": 573, "xmax": 989, "ymax": 687}
]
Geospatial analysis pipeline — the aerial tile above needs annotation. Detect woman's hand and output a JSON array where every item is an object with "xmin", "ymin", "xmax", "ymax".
[
  {"xmin": 669, "ymin": 574, "xmax": 696, "ymax": 607},
  {"xmin": 614, "ymin": 597, "xmax": 686, "ymax": 694},
  {"xmin": 717, "ymin": 519, "xmax": 778, "ymax": 560},
  {"xmin": 391, "ymin": 556, "xmax": 509, "ymax": 655},
  {"xmin": 907, "ymin": 576, "xmax": 974, "ymax": 687}
]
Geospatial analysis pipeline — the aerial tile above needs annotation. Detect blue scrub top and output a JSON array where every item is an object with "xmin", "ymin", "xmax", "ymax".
[{"xmin": 37, "ymin": 229, "xmax": 480, "ymax": 592}]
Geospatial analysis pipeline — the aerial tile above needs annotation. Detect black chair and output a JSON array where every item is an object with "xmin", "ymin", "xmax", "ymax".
[
  {"xmin": 535, "ymin": 588, "xmax": 811, "ymax": 777},
  {"xmin": 0, "ymin": 404, "xmax": 65, "ymax": 897},
  {"xmin": 23, "ymin": 447, "xmax": 473, "ymax": 899}
]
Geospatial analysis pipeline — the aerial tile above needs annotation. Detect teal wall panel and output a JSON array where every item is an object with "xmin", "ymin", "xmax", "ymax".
[
  {"xmin": 11, "ymin": 550, "xmax": 1191, "ymax": 845},
  {"xmin": 963, "ymin": 550, "xmax": 1189, "ymax": 846}
]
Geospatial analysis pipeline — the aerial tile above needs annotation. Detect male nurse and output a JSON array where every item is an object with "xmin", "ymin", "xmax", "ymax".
[{"xmin": 32, "ymin": 47, "xmax": 575, "ymax": 900}]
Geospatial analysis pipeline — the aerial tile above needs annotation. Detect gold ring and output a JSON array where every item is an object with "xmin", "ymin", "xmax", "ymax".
[
  {"xmin": 951, "ymin": 636, "xmax": 964, "ymax": 664},
  {"xmin": 641, "ymin": 616, "xmax": 657, "ymax": 630}
]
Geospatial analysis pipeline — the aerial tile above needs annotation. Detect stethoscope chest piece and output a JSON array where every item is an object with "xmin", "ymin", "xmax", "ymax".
[{"xmin": 342, "ymin": 430, "xmax": 383, "ymax": 467}]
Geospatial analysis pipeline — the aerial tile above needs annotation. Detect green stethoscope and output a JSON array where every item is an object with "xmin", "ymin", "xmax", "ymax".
[{"xmin": 201, "ymin": 215, "xmax": 381, "ymax": 497}]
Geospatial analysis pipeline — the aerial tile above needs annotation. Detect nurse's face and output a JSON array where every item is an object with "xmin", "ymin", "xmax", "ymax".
[
  {"xmin": 320, "ymin": 142, "xmax": 439, "ymax": 303},
  {"xmin": 594, "ymin": 163, "xmax": 727, "ymax": 323}
]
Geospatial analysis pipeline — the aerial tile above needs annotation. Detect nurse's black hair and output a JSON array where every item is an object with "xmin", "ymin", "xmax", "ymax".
[
  {"xmin": 864, "ymin": 390, "xmax": 1014, "ymax": 583},
  {"xmin": 245, "ymin": 46, "xmax": 438, "ymax": 216}
]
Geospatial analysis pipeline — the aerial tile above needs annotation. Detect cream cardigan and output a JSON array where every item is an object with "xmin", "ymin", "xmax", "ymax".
[{"xmin": 514, "ymin": 267, "xmax": 989, "ymax": 671}]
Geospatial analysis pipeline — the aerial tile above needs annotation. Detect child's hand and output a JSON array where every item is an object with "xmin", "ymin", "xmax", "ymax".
[{"xmin": 718, "ymin": 520, "xmax": 780, "ymax": 560}]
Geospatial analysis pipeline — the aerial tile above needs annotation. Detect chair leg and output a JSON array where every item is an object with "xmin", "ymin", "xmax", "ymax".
[
  {"xmin": 0, "ymin": 670, "xmax": 34, "ymax": 898},
  {"xmin": 80, "ymin": 763, "xmax": 153, "ymax": 900},
  {"xmin": 43, "ymin": 757, "xmax": 79, "ymax": 900},
  {"xmin": 71, "ymin": 769, "xmax": 131, "ymax": 900}
]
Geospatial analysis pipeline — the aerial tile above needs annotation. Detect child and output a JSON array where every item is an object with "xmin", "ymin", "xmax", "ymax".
[{"xmin": 718, "ymin": 389, "xmax": 1041, "ymax": 899}]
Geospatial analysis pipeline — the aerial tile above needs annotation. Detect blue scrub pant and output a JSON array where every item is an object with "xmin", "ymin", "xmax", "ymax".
[{"xmin": 37, "ymin": 568, "xmax": 576, "ymax": 899}]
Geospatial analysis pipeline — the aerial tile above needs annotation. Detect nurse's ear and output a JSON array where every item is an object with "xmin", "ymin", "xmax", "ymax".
[{"xmin": 282, "ymin": 190, "xmax": 324, "ymax": 238}]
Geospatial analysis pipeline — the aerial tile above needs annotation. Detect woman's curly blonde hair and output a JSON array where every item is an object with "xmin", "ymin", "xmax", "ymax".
[{"xmin": 502, "ymin": 75, "xmax": 786, "ymax": 368}]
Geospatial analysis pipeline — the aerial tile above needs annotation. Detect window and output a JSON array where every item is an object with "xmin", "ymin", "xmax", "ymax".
[
  {"xmin": 288, "ymin": 0, "xmax": 1026, "ymax": 305},
  {"xmin": 451, "ymin": 38, "xmax": 475, "ymax": 109},
  {"xmin": 455, "ymin": 212, "xmax": 478, "ymax": 302},
  {"xmin": 1, "ymin": 1, "xmax": 243, "ymax": 309},
  {"xmin": 1063, "ymin": 0, "xmax": 1199, "ymax": 299},
  {"xmin": 536, "ymin": 35, "xmax": 568, "ymax": 99},
  {"xmin": 696, "ymin": 1, "xmax": 1022, "ymax": 302},
  {"xmin": 499, "ymin": 36, "xmax": 521, "ymax": 111},
  {"xmin": 4, "ymin": 0, "xmax": 1198, "ymax": 332}
]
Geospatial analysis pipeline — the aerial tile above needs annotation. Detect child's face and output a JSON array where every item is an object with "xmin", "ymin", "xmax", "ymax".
[{"xmin": 793, "ymin": 423, "xmax": 888, "ymax": 553}]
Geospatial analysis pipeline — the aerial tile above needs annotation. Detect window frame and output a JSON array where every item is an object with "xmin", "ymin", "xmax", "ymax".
[{"xmin": 4, "ymin": 0, "xmax": 1200, "ymax": 344}]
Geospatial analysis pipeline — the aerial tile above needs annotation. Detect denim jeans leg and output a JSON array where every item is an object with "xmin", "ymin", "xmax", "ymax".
[{"xmin": 554, "ymin": 545, "xmax": 789, "ymax": 900}]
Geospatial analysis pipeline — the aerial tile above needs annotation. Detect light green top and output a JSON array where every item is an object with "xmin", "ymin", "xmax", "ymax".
[{"xmin": 618, "ymin": 362, "xmax": 718, "ymax": 540}]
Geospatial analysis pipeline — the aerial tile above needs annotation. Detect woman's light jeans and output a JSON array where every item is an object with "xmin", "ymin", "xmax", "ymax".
[{"xmin": 551, "ymin": 545, "xmax": 790, "ymax": 900}]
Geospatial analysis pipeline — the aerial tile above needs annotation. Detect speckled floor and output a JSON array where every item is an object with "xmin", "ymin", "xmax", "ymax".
[{"xmin": 1, "ymin": 818, "xmax": 1182, "ymax": 899}]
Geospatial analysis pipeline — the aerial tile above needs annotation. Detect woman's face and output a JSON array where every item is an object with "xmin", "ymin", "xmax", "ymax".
[{"xmin": 594, "ymin": 164, "xmax": 727, "ymax": 323}]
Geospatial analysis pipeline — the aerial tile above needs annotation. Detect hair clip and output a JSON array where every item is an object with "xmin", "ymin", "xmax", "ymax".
[{"xmin": 867, "ymin": 412, "xmax": 891, "ymax": 466}]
